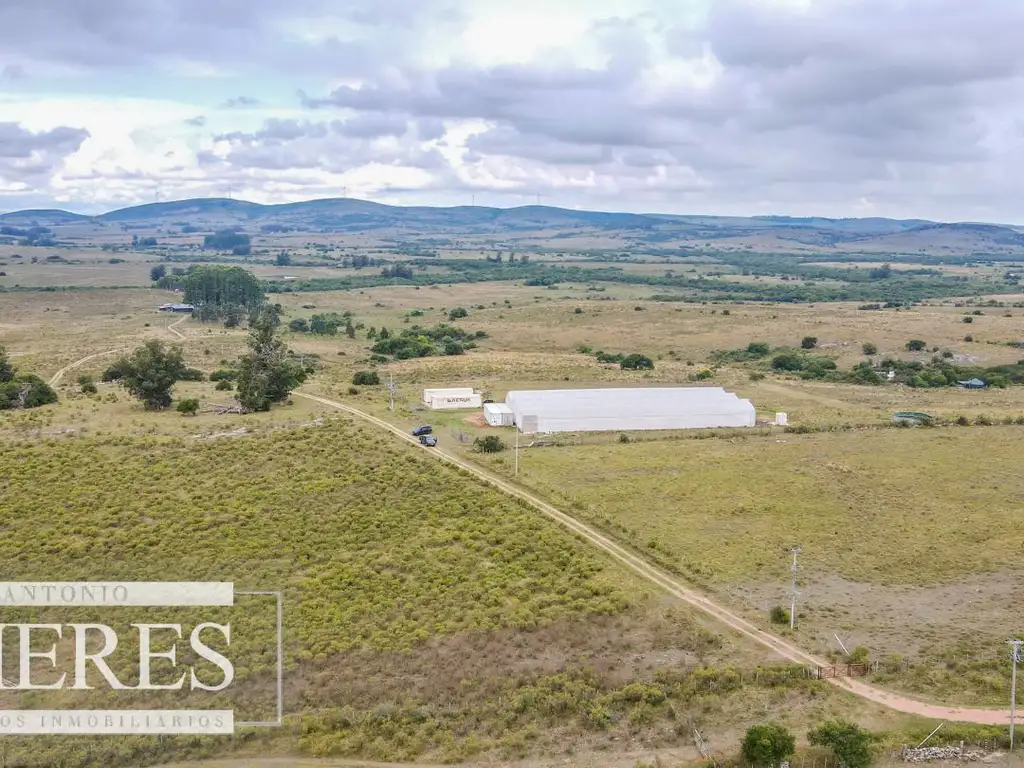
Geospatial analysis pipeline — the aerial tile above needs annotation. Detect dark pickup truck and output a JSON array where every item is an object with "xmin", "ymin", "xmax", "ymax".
[
  {"xmin": 419, "ymin": 435, "xmax": 437, "ymax": 447},
  {"xmin": 411, "ymin": 425, "xmax": 432, "ymax": 436}
]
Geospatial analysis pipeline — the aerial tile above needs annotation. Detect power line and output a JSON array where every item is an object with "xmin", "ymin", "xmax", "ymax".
[{"xmin": 789, "ymin": 547, "xmax": 802, "ymax": 630}]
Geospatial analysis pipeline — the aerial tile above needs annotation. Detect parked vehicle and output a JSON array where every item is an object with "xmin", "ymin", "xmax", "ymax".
[
  {"xmin": 419, "ymin": 435, "xmax": 437, "ymax": 447},
  {"xmin": 411, "ymin": 425, "xmax": 432, "ymax": 436}
]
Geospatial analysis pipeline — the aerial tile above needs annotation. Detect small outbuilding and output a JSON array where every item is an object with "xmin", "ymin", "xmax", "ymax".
[
  {"xmin": 484, "ymin": 402, "xmax": 514, "ymax": 427},
  {"xmin": 422, "ymin": 387, "xmax": 482, "ymax": 410}
]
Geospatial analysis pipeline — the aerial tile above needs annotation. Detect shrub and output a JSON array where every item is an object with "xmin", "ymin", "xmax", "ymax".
[
  {"xmin": 963, "ymin": 316, "xmax": 973, "ymax": 324},
  {"xmin": 721, "ymin": 309, "xmax": 730, "ymax": 316},
  {"xmin": 352, "ymin": 370, "xmax": 380, "ymax": 386},
  {"xmin": 78, "ymin": 375, "xmax": 98, "ymax": 395},
  {"xmin": 473, "ymin": 435, "xmax": 507, "ymax": 453},
  {"xmin": 964, "ymin": 335, "xmax": 974, "ymax": 342},
  {"xmin": 801, "ymin": 336, "xmax": 818, "ymax": 349},
  {"xmin": 906, "ymin": 339, "xmax": 927, "ymax": 351},
  {"xmin": 741, "ymin": 723, "xmax": 795, "ymax": 768},
  {"xmin": 215, "ymin": 379, "xmax": 233, "ymax": 391},
  {"xmin": 749, "ymin": 371, "xmax": 766, "ymax": 382},
  {"xmin": 289, "ymin": 318, "xmax": 310, "ymax": 333},
  {"xmin": 747, "ymin": 341, "xmax": 771, "ymax": 357},
  {"xmin": 808, "ymin": 720, "xmax": 874, "ymax": 768},
  {"xmin": 176, "ymin": 398, "xmax": 200, "ymax": 415},
  {"xmin": 770, "ymin": 606, "xmax": 790, "ymax": 625},
  {"xmin": 574, "ymin": 307, "xmax": 584, "ymax": 314},
  {"xmin": 861, "ymin": 342, "xmax": 878, "ymax": 355},
  {"xmin": 771, "ymin": 353, "xmax": 804, "ymax": 372},
  {"xmin": 209, "ymin": 369, "xmax": 237, "ymax": 382},
  {"xmin": 620, "ymin": 353, "xmax": 654, "ymax": 370},
  {"xmin": 347, "ymin": 386, "xmax": 359, "ymax": 395},
  {"xmin": 448, "ymin": 307, "xmax": 469, "ymax": 319}
]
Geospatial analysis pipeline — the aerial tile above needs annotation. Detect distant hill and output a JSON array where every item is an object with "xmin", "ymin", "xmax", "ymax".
[{"xmin": 3, "ymin": 197, "xmax": 1024, "ymax": 256}]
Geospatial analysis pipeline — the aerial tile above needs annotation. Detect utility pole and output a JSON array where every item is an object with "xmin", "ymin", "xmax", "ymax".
[
  {"xmin": 514, "ymin": 425, "xmax": 519, "ymax": 476},
  {"xmin": 789, "ymin": 547, "xmax": 802, "ymax": 630},
  {"xmin": 1010, "ymin": 639, "xmax": 1023, "ymax": 750},
  {"xmin": 386, "ymin": 373, "xmax": 396, "ymax": 412}
]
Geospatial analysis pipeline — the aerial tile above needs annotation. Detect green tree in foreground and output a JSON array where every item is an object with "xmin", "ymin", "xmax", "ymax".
[
  {"xmin": 808, "ymin": 720, "xmax": 874, "ymax": 768},
  {"xmin": 0, "ymin": 346, "xmax": 58, "ymax": 411},
  {"xmin": 106, "ymin": 340, "xmax": 190, "ymax": 410},
  {"xmin": 741, "ymin": 723, "xmax": 795, "ymax": 768},
  {"xmin": 235, "ymin": 313, "xmax": 308, "ymax": 412}
]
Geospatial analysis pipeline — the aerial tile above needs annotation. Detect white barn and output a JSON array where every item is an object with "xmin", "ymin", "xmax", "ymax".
[{"xmin": 504, "ymin": 387, "xmax": 756, "ymax": 434}]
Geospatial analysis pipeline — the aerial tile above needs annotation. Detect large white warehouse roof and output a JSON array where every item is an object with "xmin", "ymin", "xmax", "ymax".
[{"xmin": 505, "ymin": 387, "xmax": 756, "ymax": 434}]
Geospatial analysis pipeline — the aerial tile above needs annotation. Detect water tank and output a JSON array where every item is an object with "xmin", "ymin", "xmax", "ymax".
[{"xmin": 775, "ymin": 412, "xmax": 788, "ymax": 426}]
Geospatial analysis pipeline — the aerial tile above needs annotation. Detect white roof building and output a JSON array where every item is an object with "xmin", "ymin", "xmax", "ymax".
[{"xmin": 504, "ymin": 387, "xmax": 756, "ymax": 434}]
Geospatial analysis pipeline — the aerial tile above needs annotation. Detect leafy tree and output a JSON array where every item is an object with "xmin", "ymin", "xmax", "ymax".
[
  {"xmin": 473, "ymin": 435, "xmax": 506, "ymax": 453},
  {"xmin": 108, "ymin": 340, "xmax": 190, "ymax": 410},
  {"xmin": 906, "ymin": 339, "xmax": 927, "ymax": 352},
  {"xmin": 801, "ymin": 336, "xmax": 818, "ymax": 349},
  {"xmin": 0, "ymin": 344, "xmax": 13, "ymax": 383},
  {"xmin": 222, "ymin": 304, "xmax": 246, "ymax": 328},
  {"xmin": 741, "ymin": 723, "xmax": 795, "ymax": 768},
  {"xmin": 352, "ymin": 371, "xmax": 380, "ymax": 386},
  {"xmin": 449, "ymin": 307, "xmax": 469, "ymax": 319},
  {"xmin": 203, "ymin": 229, "xmax": 250, "ymax": 251},
  {"xmin": 289, "ymin": 318, "xmax": 310, "ymax": 333},
  {"xmin": 345, "ymin": 320, "xmax": 356, "ymax": 339},
  {"xmin": 620, "ymin": 353, "xmax": 654, "ymax": 370},
  {"xmin": 235, "ymin": 313, "xmax": 308, "ymax": 412},
  {"xmin": 808, "ymin": 720, "xmax": 874, "ymax": 768},
  {"xmin": 309, "ymin": 313, "xmax": 344, "ymax": 335},
  {"xmin": 861, "ymin": 342, "xmax": 878, "ymax": 355},
  {"xmin": 275, "ymin": 251, "xmax": 291, "ymax": 266},
  {"xmin": 150, "ymin": 264, "xmax": 167, "ymax": 282},
  {"xmin": 176, "ymin": 398, "xmax": 200, "ymax": 415},
  {"xmin": 78, "ymin": 375, "xmax": 98, "ymax": 395},
  {"xmin": 214, "ymin": 379, "xmax": 233, "ymax": 391}
]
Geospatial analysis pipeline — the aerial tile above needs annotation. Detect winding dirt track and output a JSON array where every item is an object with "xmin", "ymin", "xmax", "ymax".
[
  {"xmin": 47, "ymin": 347, "xmax": 127, "ymax": 386},
  {"xmin": 293, "ymin": 391, "xmax": 1013, "ymax": 726},
  {"xmin": 166, "ymin": 313, "xmax": 188, "ymax": 340}
]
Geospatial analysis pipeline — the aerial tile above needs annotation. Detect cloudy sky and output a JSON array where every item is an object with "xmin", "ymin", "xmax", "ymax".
[{"xmin": 2, "ymin": 0, "xmax": 1024, "ymax": 221}]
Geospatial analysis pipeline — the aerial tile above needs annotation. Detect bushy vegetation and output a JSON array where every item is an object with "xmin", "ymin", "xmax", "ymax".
[
  {"xmin": 203, "ymin": 229, "xmax": 251, "ymax": 254},
  {"xmin": 352, "ymin": 370, "xmax": 380, "ymax": 386},
  {"xmin": 808, "ymin": 720, "xmax": 875, "ymax": 768},
  {"xmin": 0, "ymin": 344, "xmax": 58, "ymax": 411},
  {"xmin": 103, "ymin": 340, "xmax": 200, "ymax": 410},
  {"xmin": 741, "ymin": 723, "xmax": 795, "ymax": 767},
  {"xmin": 235, "ymin": 313, "xmax": 309, "ymax": 412},
  {"xmin": 183, "ymin": 265, "xmax": 265, "ymax": 321},
  {"xmin": 473, "ymin": 435, "xmax": 507, "ymax": 453},
  {"xmin": 0, "ymin": 420, "xmax": 633, "ymax": 764},
  {"xmin": 370, "ymin": 324, "xmax": 484, "ymax": 360}
]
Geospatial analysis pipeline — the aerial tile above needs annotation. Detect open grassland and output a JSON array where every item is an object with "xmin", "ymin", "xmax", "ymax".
[
  {"xmin": 466, "ymin": 425, "xmax": 1024, "ymax": 707},
  {"xmin": 0, "ymin": 411, "xmax": 931, "ymax": 767}
]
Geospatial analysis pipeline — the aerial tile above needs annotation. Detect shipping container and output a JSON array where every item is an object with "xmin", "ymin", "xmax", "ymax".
[{"xmin": 483, "ymin": 402, "xmax": 515, "ymax": 426}]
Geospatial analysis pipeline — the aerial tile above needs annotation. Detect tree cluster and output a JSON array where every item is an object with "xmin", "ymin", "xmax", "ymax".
[
  {"xmin": 0, "ymin": 345, "xmax": 58, "ymax": 411},
  {"xmin": 370, "ymin": 324, "xmax": 485, "ymax": 360}
]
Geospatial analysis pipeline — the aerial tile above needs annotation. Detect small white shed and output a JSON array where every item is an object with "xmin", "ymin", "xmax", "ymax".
[{"xmin": 484, "ymin": 403, "xmax": 514, "ymax": 426}]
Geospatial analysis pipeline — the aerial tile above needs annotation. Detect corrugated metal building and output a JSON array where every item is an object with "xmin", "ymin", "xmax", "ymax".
[
  {"xmin": 504, "ymin": 387, "xmax": 756, "ymax": 434},
  {"xmin": 484, "ymin": 402, "xmax": 515, "ymax": 426}
]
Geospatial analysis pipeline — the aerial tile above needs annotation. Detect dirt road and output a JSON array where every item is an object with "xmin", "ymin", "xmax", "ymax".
[
  {"xmin": 167, "ymin": 313, "xmax": 188, "ymax": 340},
  {"xmin": 293, "ymin": 391, "xmax": 1013, "ymax": 726},
  {"xmin": 47, "ymin": 347, "xmax": 127, "ymax": 386}
]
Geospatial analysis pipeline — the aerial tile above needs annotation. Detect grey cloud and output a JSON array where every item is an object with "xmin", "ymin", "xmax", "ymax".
[
  {"xmin": 300, "ymin": 0, "xmax": 1024, "ymax": 220},
  {"xmin": 0, "ymin": 122, "xmax": 89, "ymax": 181},
  {"xmin": 0, "ymin": 64, "xmax": 26, "ymax": 82},
  {"xmin": 210, "ymin": 117, "xmax": 448, "ymax": 175},
  {"xmin": 221, "ymin": 96, "xmax": 261, "ymax": 108},
  {"xmin": 0, "ymin": 0, "xmax": 464, "ymax": 77},
  {"xmin": 184, "ymin": 115, "xmax": 206, "ymax": 126}
]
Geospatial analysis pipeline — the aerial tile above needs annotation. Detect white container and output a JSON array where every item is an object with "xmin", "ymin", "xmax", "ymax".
[
  {"xmin": 422, "ymin": 387, "xmax": 474, "ymax": 405},
  {"xmin": 484, "ymin": 403, "xmax": 514, "ymax": 426},
  {"xmin": 430, "ymin": 393, "xmax": 482, "ymax": 410},
  {"xmin": 775, "ymin": 412, "xmax": 788, "ymax": 426}
]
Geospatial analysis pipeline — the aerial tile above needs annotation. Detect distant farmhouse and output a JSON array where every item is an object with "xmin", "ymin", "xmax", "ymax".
[{"xmin": 157, "ymin": 303, "xmax": 195, "ymax": 313}]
